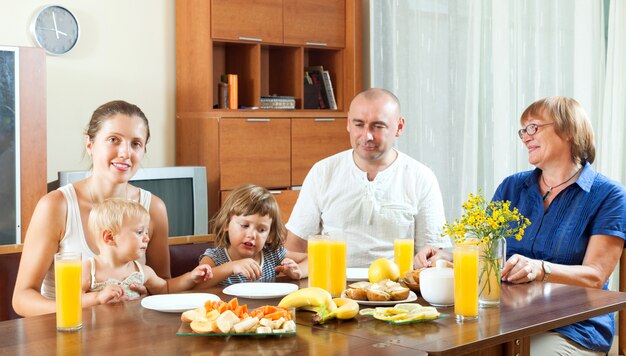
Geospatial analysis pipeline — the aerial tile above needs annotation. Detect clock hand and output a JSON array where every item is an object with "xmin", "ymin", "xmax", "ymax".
[
  {"xmin": 41, "ymin": 27, "xmax": 68, "ymax": 36},
  {"xmin": 52, "ymin": 11, "xmax": 60, "ymax": 39}
]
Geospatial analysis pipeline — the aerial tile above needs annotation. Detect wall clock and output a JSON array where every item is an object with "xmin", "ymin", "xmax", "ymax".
[{"xmin": 30, "ymin": 5, "xmax": 80, "ymax": 55}]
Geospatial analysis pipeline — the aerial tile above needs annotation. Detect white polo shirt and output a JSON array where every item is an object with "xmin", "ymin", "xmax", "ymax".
[{"xmin": 286, "ymin": 149, "xmax": 450, "ymax": 268}]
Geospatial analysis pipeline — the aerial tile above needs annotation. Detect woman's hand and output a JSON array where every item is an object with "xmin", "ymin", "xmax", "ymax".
[
  {"xmin": 275, "ymin": 258, "xmax": 302, "ymax": 280},
  {"xmin": 501, "ymin": 254, "xmax": 542, "ymax": 284},
  {"xmin": 231, "ymin": 258, "xmax": 262, "ymax": 281},
  {"xmin": 414, "ymin": 246, "xmax": 452, "ymax": 268}
]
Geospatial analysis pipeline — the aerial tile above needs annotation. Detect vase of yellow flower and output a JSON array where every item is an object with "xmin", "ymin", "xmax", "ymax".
[
  {"xmin": 442, "ymin": 192, "xmax": 530, "ymax": 308},
  {"xmin": 478, "ymin": 236, "xmax": 506, "ymax": 306}
]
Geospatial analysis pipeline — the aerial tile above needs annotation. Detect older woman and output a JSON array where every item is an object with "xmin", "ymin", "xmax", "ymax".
[{"xmin": 496, "ymin": 96, "xmax": 626, "ymax": 355}]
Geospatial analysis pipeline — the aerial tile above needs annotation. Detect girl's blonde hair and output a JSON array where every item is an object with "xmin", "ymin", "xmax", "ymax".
[
  {"xmin": 211, "ymin": 184, "xmax": 284, "ymax": 251},
  {"xmin": 88, "ymin": 198, "xmax": 150, "ymax": 238}
]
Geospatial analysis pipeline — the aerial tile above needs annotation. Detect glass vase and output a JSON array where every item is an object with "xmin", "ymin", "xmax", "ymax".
[{"xmin": 479, "ymin": 237, "xmax": 506, "ymax": 307}]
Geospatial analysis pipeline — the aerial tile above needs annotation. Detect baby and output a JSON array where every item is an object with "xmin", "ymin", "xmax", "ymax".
[{"xmin": 82, "ymin": 198, "xmax": 212, "ymax": 306}]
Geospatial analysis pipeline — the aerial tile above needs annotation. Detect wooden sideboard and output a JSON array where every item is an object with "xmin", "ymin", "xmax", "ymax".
[{"xmin": 175, "ymin": 0, "xmax": 361, "ymax": 218}]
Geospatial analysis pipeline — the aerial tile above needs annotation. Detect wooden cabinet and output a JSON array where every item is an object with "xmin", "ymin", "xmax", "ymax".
[
  {"xmin": 291, "ymin": 118, "xmax": 350, "ymax": 185},
  {"xmin": 284, "ymin": 0, "xmax": 345, "ymax": 47},
  {"xmin": 221, "ymin": 189, "xmax": 299, "ymax": 225},
  {"xmin": 211, "ymin": 0, "xmax": 283, "ymax": 43},
  {"xmin": 176, "ymin": 0, "xmax": 361, "ymax": 112},
  {"xmin": 0, "ymin": 47, "xmax": 47, "ymax": 246},
  {"xmin": 176, "ymin": 0, "xmax": 361, "ymax": 219},
  {"xmin": 219, "ymin": 118, "xmax": 291, "ymax": 190}
]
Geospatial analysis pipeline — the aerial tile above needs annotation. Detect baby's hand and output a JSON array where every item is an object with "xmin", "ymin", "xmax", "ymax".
[
  {"xmin": 97, "ymin": 284, "xmax": 126, "ymax": 304},
  {"xmin": 275, "ymin": 258, "xmax": 302, "ymax": 280},
  {"xmin": 231, "ymin": 258, "xmax": 262, "ymax": 281},
  {"xmin": 129, "ymin": 283, "xmax": 148, "ymax": 297},
  {"xmin": 191, "ymin": 264, "xmax": 213, "ymax": 283}
]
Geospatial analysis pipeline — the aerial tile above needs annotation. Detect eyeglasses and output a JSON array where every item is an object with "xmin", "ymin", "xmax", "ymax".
[{"xmin": 518, "ymin": 123, "xmax": 554, "ymax": 139}]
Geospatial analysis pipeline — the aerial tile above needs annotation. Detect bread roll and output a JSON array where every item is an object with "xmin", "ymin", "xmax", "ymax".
[{"xmin": 345, "ymin": 288, "xmax": 368, "ymax": 300}]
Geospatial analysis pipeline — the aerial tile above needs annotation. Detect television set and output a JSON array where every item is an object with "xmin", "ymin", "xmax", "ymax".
[{"xmin": 58, "ymin": 166, "xmax": 208, "ymax": 237}]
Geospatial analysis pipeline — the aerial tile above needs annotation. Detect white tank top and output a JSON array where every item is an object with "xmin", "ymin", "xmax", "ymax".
[{"xmin": 41, "ymin": 184, "xmax": 151, "ymax": 299}]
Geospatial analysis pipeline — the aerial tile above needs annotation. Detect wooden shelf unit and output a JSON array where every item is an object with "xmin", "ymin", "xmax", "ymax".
[{"xmin": 175, "ymin": 0, "xmax": 361, "ymax": 219}]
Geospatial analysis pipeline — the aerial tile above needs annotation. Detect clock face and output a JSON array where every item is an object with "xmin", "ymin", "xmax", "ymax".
[{"xmin": 31, "ymin": 6, "xmax": 80, "ymax": 55}]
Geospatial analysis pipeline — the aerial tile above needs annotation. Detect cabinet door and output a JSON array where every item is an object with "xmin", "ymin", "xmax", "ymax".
[
  {"xmin": 291, "ymin": 118, "xmax": 350, "ymax": 185},
  {"xmin": 284, "ymin": 0, "xmax": 345, "ymax": 47},
  {"xmin": 211, "ymin": 0, "xmax": 283, "ymax": 43},
  {"xmin": 219, "ymin": 118, "xmax": 291, "ymax": 190}
]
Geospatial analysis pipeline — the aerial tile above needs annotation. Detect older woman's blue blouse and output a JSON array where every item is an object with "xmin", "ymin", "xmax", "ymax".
[{"xmin": 492, "ymin": 162, "xmax": 626, "ymax": 353}]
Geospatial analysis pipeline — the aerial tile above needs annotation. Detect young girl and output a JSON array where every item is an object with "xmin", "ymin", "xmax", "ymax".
[
  {"xmin": 13, "ymin": 100, "xmax": 170, "ymax": 317},
  {"xmin": 196, "ymin": 184, "xmax": 306, "ymax": 288},
  {"xmin": 83, "ymin": 199, "xmax": 212, "ymax": 306}
]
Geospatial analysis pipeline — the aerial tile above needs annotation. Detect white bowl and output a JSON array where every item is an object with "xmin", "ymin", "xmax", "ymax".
[{"xmin": 419, "ymin": 260, "xmax": 454, "ymax": 306}]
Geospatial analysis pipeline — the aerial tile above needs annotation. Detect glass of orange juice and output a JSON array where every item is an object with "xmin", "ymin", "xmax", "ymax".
[
  {"xmin": 55, "ymin": 252, "xmax": 82, "ymax": 331},
  {"xmin": 453, "ymin": 243, "xmax": 479, "ymax": 322},
  {"xmin": 308, "ymin": 235, "xmax": 331, "ymax": 291},
  {"xmin": 328, "ymin": 235, "xmax": 346, "ymax": 297},
  {"xmin": 394, "ymin": 238, "xmax": 414, "ymax": 277}
]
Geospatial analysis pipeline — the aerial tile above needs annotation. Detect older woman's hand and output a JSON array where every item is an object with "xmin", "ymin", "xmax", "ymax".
[
  {"xmin": 501, "ymin": 254, "xmax": 543, "ymax": 284},
  {"xmin": 414, "ymin": 246, "xmax": 453, "ymax": 269}
]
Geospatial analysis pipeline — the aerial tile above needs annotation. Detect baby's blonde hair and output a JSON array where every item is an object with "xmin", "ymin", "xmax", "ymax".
[{"xmin": 88, "ymin": 198, "xmax": 150, "ymax": 238}]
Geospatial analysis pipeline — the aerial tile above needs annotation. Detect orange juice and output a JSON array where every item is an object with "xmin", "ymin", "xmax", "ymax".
[
  {"xmin": 308, "ymin": 237, "xmax": 331, "ymax": 291},
  {"xmin": 453, "ymin": 244, "xmax": 479, "ymax": 321},
  {"xmin": 55, "ymin": 253, "xmax": 82, "ymax": 331},
  {"xmin": 328, "ymin": 240, "xmax": 347, "ymax": 297},
  {"xmin": 394, "ymin": 238, "xmax": 414, "ymax": 276}
]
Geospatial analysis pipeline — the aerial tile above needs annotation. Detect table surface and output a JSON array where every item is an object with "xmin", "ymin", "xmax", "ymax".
[{"xmin": 2, "ymin": 279, "xmax": 625, "ymax": 356}]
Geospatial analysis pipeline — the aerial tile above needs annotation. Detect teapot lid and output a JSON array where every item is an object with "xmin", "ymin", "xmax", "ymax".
[{"xmin": 421, "ymin": 259, "xmax": 454, "ymax": 279}]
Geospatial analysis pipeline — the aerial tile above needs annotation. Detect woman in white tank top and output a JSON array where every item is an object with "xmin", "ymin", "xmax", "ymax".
[{"xmin": 13, "ymin": 100, "xmax": 170, "ymax": 317}]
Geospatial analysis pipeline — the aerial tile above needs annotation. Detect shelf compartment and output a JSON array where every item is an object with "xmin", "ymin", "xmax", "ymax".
[
  {"xmin": 212, "ymin": 41, "xmax": 261, "ymax": 109},
  {"xmin": 304, "ymin": 48, "xmax": 344, "ymax": 110},
  {"xmin": 261, "ymin": 45, "xmax": 302, "ymax": 109}
]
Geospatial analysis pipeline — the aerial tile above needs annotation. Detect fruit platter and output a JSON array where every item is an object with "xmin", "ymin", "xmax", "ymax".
[{"xmin": 177, "ymin": 297, "xmax": 296, "ymax": 336}]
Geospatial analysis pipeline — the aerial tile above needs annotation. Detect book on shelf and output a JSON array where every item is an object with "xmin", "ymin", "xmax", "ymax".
[
  {"xmin": 304, "ymin": 69, "xmax": 328, "ymax": 109},
  {"xmin": 304, "ymin": 66, "xmax": 337, "ymax": 110},
  {"xmin": 260, "ymin": 95, "xmax": 295, "ymax": 110},
  {"xmin": 227, "ymin": 74, "xmax": 238, "ymax": 109},
  {"xmin": 217, "ymin": 74, "xmax": 238, "ymax": 109},
  {"xmin": 321, "ymin": 70, "xmax": 337, "ymax": 110}
]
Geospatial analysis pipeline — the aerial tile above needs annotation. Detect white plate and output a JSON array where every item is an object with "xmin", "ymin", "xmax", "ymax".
[
  {"xmin": 341, "ymin": 290, "xmax": 418, "ymax": 306},
  {"xmin": 223, "ymin": 282, "xmax": 298, "ymax": 299},
  {"xmin": 346, "ymin": 268, "xmax": 369, "ymax": 281},
  {"xmin": 141, "ymin": 293, "xmax": 219, "ymax": 313}
]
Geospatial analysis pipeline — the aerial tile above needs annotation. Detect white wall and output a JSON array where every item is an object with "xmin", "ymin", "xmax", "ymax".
[{"xmin": 0, "ymin": 1, "xmax": 175, "ymax": 181}]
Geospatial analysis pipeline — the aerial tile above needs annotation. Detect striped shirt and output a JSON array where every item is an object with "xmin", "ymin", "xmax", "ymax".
[{"xmin": 200, "ymin": 246, "xmax": 287, "ymax": 287}]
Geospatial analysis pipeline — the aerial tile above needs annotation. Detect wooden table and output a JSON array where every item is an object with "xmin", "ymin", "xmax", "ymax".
[{"xmin": 1, "ymin": 280, "xmax": 625, "ymax": 356}]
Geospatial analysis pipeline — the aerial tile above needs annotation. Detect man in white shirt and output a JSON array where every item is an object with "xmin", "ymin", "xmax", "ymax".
[{"xmin": 285, "ymin": 88, "xmax": 451, "ymax": 269}]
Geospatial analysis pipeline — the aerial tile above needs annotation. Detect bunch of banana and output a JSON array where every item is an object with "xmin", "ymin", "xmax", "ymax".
[
  {"xmin": 278, "ymin": 287, "xmax": 337, "ymax": 312},
  {"xmin": 311, "ymin": 298, "xmax": 360, "ymax": 324},
  {"xmin": 279, "ymin": 288, "xmax": 359, "ymax": 323}
]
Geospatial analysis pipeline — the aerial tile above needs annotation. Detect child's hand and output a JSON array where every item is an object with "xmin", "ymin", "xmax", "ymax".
[
  {"xmin": 275, "ymin": 258, "xmax": 302, "ymax": 280},
  {"xmin": 231, "ymin": 258, "xmax": 262, "ymax": 281},
  {"xmin": 97, "ymin": 284, "xmax": 127, "ymax": 304},
  {"xmin": 191, "ymin": 264, "xmax": 213, "ymax": 283}
]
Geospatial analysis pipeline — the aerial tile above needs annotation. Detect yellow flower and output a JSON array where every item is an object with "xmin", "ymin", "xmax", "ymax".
[{"xmin": 441, "ymin": 191, "xmax": 531, "ymax": 247}]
